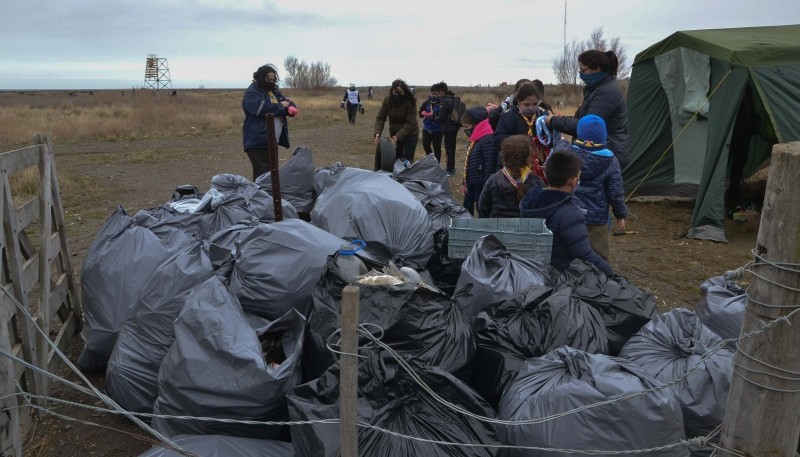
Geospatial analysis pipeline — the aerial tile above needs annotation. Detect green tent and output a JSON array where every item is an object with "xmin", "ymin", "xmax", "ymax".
[{"xmin": 623, "ymin": 25, "xmax": 800, "ymax": 242}]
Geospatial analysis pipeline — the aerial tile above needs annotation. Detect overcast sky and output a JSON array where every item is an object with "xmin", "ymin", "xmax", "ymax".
[{"xmin": 1, "ymin": 0, "xmax": 797, "ymax": 90}]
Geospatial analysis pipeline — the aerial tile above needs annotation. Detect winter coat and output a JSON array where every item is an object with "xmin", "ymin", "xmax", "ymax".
[
  {"xmin": 550, "ymin": 74, "xmax": 630, "ymax": 168},
  {"xmin": 419, "ymin": 97, "xmax": 443, "ymax": 133},
  {"xmin": 565, "ymin": 143, "xmax": 628, "ymax": 225},
  {"xmin": 478, "ymin": 170, "xmax": 544, "ymax": 218},
  {"xmin": 242, "ymin": 82, "xmax": 290, "ymax": 150},
  {"xmin": 465, "ymin": 118, "xmax": 497, "ymax": 188},
  {"xmin": 435, "ymin": 91, "xmax": 461, "ymax": 133},
  {"xmin": 374, "ymin": 96, "xmax": 419, "ymax": 141},
  {"xmin": 493, "ymin": 105, "xmax": 547, "ymax": 153},
  {"xmin": 519, "ymin": 188, "xmax": 614, "ymax": 276}
]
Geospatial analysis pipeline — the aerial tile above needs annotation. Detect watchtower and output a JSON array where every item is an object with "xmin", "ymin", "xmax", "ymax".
[{"xmin": 144, "ymin": 54, "xmax": 172, "ymax": 89}]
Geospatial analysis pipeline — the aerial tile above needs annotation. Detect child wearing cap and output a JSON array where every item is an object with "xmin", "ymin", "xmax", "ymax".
[{"xmin": 562, "ymin": 114, "xmax": 627, "ymax": 261}]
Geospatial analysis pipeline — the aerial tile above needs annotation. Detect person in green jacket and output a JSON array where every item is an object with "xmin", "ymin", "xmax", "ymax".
[{"xmin": 373, "ymin": 79, "xmax": 419, "ymax": 163}]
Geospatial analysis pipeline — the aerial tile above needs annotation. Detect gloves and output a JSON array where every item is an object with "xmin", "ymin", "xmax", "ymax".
[
  {"xmin": 287, "ymin": 106, "xmax": 298, "ymax": 117},
  {"xmin": 421, "ymin": 111, "xmax": 433, "ymax": 118},
  {"xmin": 340, "ymin": 101, "xmax": 345, "ymax": 109}
]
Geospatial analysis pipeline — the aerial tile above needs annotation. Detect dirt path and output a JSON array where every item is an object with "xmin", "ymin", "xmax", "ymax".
[{"xmin": 23, "ymin": 115, "xmax": 759, "ymax": 456}]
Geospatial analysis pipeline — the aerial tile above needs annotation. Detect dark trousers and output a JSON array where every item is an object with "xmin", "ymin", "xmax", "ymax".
[
  {"xmin": 245, "ymin": 148, "xmax": 269, "ymax": 181},
  {"xmin": 346, "ymin": 103, "xmax": 358, "ymax": 124},
  {"xmin": 396, "ymin": 135, "xmax": 419, "ymax": 163},
  {"xmin": 422, "ymin": 130, "xmax": 444, "ymax": 162},
  {"xmin": 443, "ymin": 129, "xmax": 458, "ymax": 172},
  {"xmin": 463, "ymin": 184, "xmax": 483, "ymax": 216}
]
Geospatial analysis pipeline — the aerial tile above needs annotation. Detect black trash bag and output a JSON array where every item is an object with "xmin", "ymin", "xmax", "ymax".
[
  {"xmin": 391, "ymin": 152, "xmax": 451, "ymax": 194},
  {"xmin": 210, "ymin": 173, "xmax": 299, "ymax": 222},
  {"xmin": 153, "ymin": 276, "xmax": 305, "ymax": 439},
  {"xmin": 303, "ymin": 256, "xmax": 475, "ymax": 383},
  {"xmin": 78, "ymin": 206, "xmax": 191, "ymax": 371},
  {"xmin": 557, "ymin": 259, "xmax": 657, "ymax": 355},
  {"xmin": 454, "ymin": 235, "xmax": 551, "ymax": 321},
  {"xmin": 225, "ymin": 219, "xmax": 345, "ymax": 320},
  {"xmin": 311, "ymin": 167, "xmax": 434, "ymax": 268},
  {"xmin": 256, "ymin": 146, "xmax": 317, "ymax": 212},
  {"xmin": 472, "ymin": 286, "xmax": 608, "ymax": 408},
  {"xmin": 105, "ymin": 240, "xmax": 214, "ymax": 413},
  {"xmin": 695, "ymin": 275, "xmax": 746, "ymax": 343},
  {"xmin": 288, "ymin": 350, "xmax": 500, "ymax": 457},
  {"xmin": 425, "ymin": 228, "xmax": 464, "ymax": 296},
  {"xmin": 314, "ymin": 162, "xmax": 345, "ymax": 196},
  {"xmin": 402, "ymin": 180, "xmax": 472, "ymax": 230},
  {"xmin": 137, "ymin": 434, "xmax": 293, "ymax": 457},
  {"xmin": 498, "ymin": 346, "xmax": 688, "ymax": 457},
  {"xmin": 619, "ymin": 308, "xmax": 733, "ymax": 446}
]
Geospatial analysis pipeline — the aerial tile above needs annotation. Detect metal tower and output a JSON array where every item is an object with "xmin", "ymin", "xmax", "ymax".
[{"xmin": 144, "ymin": 54, "xmax": 172, "ymax": 89}]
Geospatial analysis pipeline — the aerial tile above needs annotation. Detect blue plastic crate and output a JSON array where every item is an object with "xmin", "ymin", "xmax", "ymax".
[{"xmin": 447, "ymin": 218, "xmax": 552, "ymax": 263}]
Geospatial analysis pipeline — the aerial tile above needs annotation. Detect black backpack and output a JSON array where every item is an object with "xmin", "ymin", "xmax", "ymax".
[{"xmin": 450, "ymin": 95, "xmax": 467, "ymax": 124}]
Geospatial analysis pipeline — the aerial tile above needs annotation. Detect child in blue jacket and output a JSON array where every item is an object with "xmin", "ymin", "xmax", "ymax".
[{"xmin": 460, "ymin": 106, "xmax": 497, "ymax": 215}]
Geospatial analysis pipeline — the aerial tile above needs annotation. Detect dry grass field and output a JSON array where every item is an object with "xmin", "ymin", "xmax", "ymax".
[{"xmin": 0, "ymin": 85, "xmax": 757, "ymax": 456}]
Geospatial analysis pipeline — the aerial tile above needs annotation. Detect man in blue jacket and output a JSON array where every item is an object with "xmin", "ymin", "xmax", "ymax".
[
  {"xmin": 520, "ymin": 149, "xmax": 614, "ymax": 276},
  {"xmin": 241, "ymin": 64, "xmax": 297, "ymax": 180}
]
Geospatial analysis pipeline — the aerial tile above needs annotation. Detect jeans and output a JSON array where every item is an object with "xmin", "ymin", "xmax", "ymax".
[
  {"xmin": 422, "ymin": 130, "xmax": 443, "ymax": 162},
  {"xmin": 346, "ymin": 103, "xmax": 358, "ymax": 123}
]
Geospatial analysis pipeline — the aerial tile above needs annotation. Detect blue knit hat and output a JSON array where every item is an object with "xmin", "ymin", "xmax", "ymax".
[{"xmin": 576, "ymin": 114, "xmax": 607, "ymax": 149}]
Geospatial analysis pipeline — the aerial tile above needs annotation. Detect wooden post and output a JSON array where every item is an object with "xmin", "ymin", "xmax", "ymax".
[
  {"xmin": 265, "ymin": 113, "xmax": 283, "ymax": 222},
  {"xmin": 340, "ymin": 286, "xmax": 360, "ymax": 457},
  {"xmin": 720, "ymin": 141, "xmax": 800, "ymax": 455},
  {"xmin": 36, "ymin": 133, "xmax": 52, "ymax": 399},
  {"xmin": 0, "ymin": 303, "xmax": 22, "ymax": 457}
]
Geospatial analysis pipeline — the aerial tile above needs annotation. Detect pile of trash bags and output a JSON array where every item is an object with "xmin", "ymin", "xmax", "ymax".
[{"xmin": 74, "ymin": 149, "xmax": 739, "ymax": 457}]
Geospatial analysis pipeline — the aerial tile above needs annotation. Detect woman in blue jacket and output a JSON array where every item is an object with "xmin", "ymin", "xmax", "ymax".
[{"xmin": 242, "ymin": 64, "xmax": 298, "ymax": 180}]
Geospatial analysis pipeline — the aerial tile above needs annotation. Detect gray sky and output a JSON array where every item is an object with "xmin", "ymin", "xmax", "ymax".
[{"xmin": 1, "ymin": 0, "xmax": 798, "ymax": 90}]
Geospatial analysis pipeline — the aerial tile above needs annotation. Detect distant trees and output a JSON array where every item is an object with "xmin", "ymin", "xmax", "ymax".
[
  {"xmin": 283, "ymin": 56, "xmax": 337, "ymax": 89},
  {"xmin": 552, "ymin": 27, "xmax": 629, "ymax": 94}
]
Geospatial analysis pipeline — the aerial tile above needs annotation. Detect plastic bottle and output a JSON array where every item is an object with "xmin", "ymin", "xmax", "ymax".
[{"xmin": 336, "ymin": 240, "xmax": 368, "ymax": 282}]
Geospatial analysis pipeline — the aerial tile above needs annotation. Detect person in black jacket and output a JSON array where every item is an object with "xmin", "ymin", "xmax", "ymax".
[
  {"xmin": 546, "ymin": 50, "xmax": 630, "ymax": 168},
  {"xmin": 434, "ymin": 81, "xmax": 460, "ymax": 176},
  {"xmin": 478, "ymin": 135, "xmax": 543, "ymax": 218},
  {"xmin": 519, "ymin": 149, "xmax": 614, "ymax": 276},
  {"xmin": 461, "ymin": 106, "xmax": 497, "ymax": 215}
]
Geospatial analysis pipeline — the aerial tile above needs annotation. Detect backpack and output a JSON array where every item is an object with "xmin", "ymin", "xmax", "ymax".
[{"xmin": 449, "ymin": 95, "xmax": 467, "ymax": 125}]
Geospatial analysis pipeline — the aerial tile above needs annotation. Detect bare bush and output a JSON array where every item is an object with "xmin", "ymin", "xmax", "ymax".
[{"xmin": 283, "ymin": 55, "xmax": 337, "ymax": 90}]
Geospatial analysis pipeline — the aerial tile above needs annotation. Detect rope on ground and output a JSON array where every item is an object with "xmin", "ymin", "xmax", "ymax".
[{"xmin": 625, "ymin": 68, "xmax": 733, "ymax": 202}]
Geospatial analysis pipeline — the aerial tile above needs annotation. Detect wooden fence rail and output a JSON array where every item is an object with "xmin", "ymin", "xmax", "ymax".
[{"xmin": 0, "ymin": 133, "xmax": 82, "ymax": 457}]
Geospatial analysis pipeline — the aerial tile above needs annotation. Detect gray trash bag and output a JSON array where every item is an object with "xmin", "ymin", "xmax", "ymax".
[
  {"xmin": 227, "ymin": 219, "xmax": 345, "ymax": 320},
  {"xmin": 256, "ymin": 146, "xmax": 316, "ymax": 212},
  {"xmin": 498, "ymin": 346, "xmax": 688, "ymax": 457},
  {"xmin": 311, "ymin": 167, "xmax": 434, "ymax": 268},
  {"xmin": 153, "ymin": 276, "xmax": 305, "ymax": 439},
  {"xmin": 402, "ymin": 180, "xmax": 471, "ymax": 230},
  {"xmin": 695, "ymin": 275, "xmax": 746, "ymax": 342},
  {"xmin": 454, "ymin": 235, "xmax": 551, "ymax": 321},
  {"xmin": 210, "ymin": 173, "xmax": 299, "ymax": 222},
  {"xmin": 619, "ymin": 308, "xmax": 733, "ymax": 447},
  {"xmin": 288, "ymin": 351, "xmax": 500, "ymax": 457},
  {"xmin": 78, "ymin": 206, "xmax": 191, "ymax": 371},
  {"xmin": 314, "ymin": 162, "xmax": 345, "ymax": 196},
  {"xmin": 105, "ymin": 240, "xmax": 214, "ymax": 413},
  {"xmin": 557, "ymin": 259, "xmax": 657, "ymax": 355},
  {"xmin": 392, "ymin": 152, "xmax": 451, "ymax": 194},
  {"xmin": 137, "ymin": 434, "xmax": 293, "ymax": 457},
  {"xmin": 471, "ymin": 286, "xmax": 608, "ymax": 408}
]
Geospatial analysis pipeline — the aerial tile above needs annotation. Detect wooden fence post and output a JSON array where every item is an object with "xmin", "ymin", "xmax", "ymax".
[
  {"xmin": 0, "ymin": 303, "xmax": 22, "ymax": 457},
  {"xmin": 719, "ymin": 141, "xmax": 800, "ymax": 455},
  {"xmin": 340, "ymin": 286, "xmax": 360, "ymax": 457}
]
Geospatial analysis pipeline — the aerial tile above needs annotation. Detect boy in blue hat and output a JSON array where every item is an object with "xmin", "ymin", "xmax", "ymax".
[{"xmin": 564, "ymin": 114, "xmax": 626, "ymax": 261}]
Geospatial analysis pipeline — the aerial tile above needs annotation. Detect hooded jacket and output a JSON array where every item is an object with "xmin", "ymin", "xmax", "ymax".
[
  {"xmin": 419, "ymin": 97, "xmax": 443, "ymax": 133},
  {"xmin": 478, "ymin": 170, "xmax": 544, "ymax": 218},
  {"xmin": 550, "ymin": 74, "xmax": 630, "ymax": 168},
  {"xmin": 464, "ymin": 107, "xmax": 497, "ymax": 188},
  {"xmin": 374, "ymin": 95, "xmax": 419, "ymax": 141},
  {"xmin": 519, "ymin": 188, "xmax": 614, "ymax": 276},
  {"xmin": 242, "ymin": 82, "xmax": 290, "ymax": 150},
  {"xmin": 561, "ymin": 141, "xmax": 627, "ymax": 225}
]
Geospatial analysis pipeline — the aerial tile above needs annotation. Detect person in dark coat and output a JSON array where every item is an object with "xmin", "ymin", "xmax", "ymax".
[
  {"xmin": 546, "ymin": 50, "xmax": 630, "ymax": 168},
  {"xmin": 374, "ymin": 79, "xmax": 419, "ymax": 162},
  {"xmin": 566, "ymin": 114, "xmax": 627, "ymax": 261},
  {"xmin": 493, "ymin": 83, "xmax": 552, "ymax": 179},
  {"xmin": 519, "ymin": 149, "xmax": 614, "ymax": 276},
  {"xmin": 419, "ymin": 83, "xmax": 444, "ymax": 161},
  {"xmin": 461, "ymin": 106, "xmax": 497, "ymax": 215},
  {"xmin": 434, "ymin": 81, "xmax": 461, "ymax": 176},
  {"xmin": 341, "ymin": 83, "xmax": 361, "ymax": 124},
  {"xmin": 241, "ymin": 63, "xmax": 298, "ymax": 180},
  {"xmin": 478, "ymin": 134, "xmax": 544, "ymax": 218}
]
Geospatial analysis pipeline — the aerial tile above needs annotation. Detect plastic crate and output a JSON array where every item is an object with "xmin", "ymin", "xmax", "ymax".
[{"xmin": 447, "ymin": 218, "xmax": 552, "ymax": 263}]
